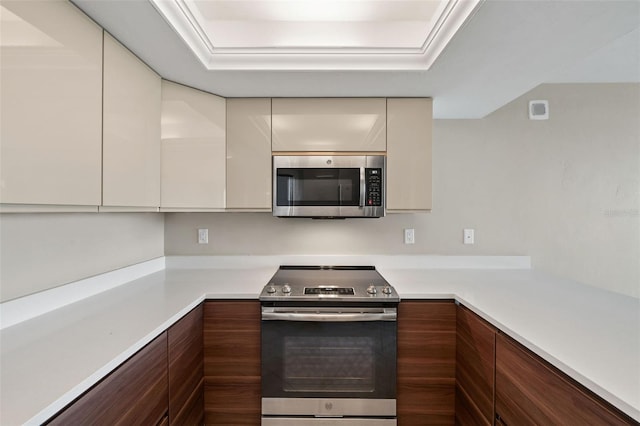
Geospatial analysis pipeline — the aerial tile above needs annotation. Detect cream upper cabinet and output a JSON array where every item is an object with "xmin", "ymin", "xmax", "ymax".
[
  {"xmin": 102, "ymin": 34, "xmax": 161, "ymax": 209},
  {"xmin": 387, "ymin": 98, "xmax": 433, "ymax": 211},
  {"xmin": 160, "ymin": 81, "xmax": 226, "ymax": 209},
  {"xmin": 226, "ymin": 98, "xmax": 272, "ymax": 210},
  {"xmin": 272, "ymin": 98, "xmax": 386, "ymax": 152},
  {"xmin": 0, "ymin": 0, "xmax": 102, "ymax": 206}
]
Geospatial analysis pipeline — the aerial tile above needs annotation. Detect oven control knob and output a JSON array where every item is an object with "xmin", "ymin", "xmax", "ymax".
[
  {"xmin": 367, "ymin": 285, "xmax": 377, "ymax": 294},
  {"xmin": 282, "ymin": 284, "xmax": 292, "ymax": 294},
  {"xmin": 266, "ymin": 285, "xmax": 277, "ymax": 294},
  {"xmin": 382, "ymin": 285, "xmax": 392, "ymax": 295}
]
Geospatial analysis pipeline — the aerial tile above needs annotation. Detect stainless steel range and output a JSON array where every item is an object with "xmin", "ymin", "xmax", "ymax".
[{"xmin": 260, "ymin": 266, "xmax": 399, "ymax": 426}]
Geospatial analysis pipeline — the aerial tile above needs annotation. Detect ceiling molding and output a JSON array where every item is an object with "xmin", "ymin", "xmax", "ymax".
[{"xmin": 149, "ymin": 0, "xmax": 483, "ymax": 70}]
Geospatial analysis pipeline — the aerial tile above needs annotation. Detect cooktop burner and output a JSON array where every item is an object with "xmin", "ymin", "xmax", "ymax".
[{"xmin": 259, "ymin": 265, "xmax": 399, "ymax": 302}]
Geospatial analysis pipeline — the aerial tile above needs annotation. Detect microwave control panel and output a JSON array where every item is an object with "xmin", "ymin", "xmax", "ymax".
[{"xmin": 365, "ymin": 168, "xmax": 383, "ymax": 206}]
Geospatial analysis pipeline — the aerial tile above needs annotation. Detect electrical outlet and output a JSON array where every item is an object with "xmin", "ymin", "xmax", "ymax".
[
  {"xmin": 198, "ymin": 228, "xmax": 209, "ymax": 244},
  {"xmin": 463, "ymin": 228, "xmax": 474, "ymax": 245},
  {"xmin": 404, "ymin": 228, "xmax": 415, "ymax": 244}
]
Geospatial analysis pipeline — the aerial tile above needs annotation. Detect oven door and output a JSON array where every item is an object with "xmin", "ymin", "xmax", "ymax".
[{"xmin": 261, "ymin": 306, "xmax": 397, "ymax": 417}]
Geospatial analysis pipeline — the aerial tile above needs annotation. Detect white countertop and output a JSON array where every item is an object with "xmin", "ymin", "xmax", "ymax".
[
  {"xmin": 380, "ymin": 267, "xmax": 640, "ymax": 422},
  {"xmin": 0, "ymin": 256, "xmax": 638, "ymax": 424}
]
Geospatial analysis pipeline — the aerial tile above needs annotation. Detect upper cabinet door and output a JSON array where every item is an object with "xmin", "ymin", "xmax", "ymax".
[
  {"xmin": 387, "ymin": 98, "xmax": 433, "ymax": 211},
  {"xmin": 272, "ymin": 98, "xmax": 386, "ymax": 152},
  {"xmin": 226, "ymin": 98, "xmax": 272, "ymax": 210},
  {"xmin": 160, "ymin": 81, "xmax": 226, "ymax": 209},
  {"xmin": 0, "ymin": 0, "xmax": 102, "ymax": 206},
  {"xmin": 102, "ymin": 34, "xmax": 161, "ymax": 209}
]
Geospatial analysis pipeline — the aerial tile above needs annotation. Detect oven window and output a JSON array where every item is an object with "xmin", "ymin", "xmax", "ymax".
[
  {"xmin": 283, "ymin": 336, "xmax": 375, "ymax": 393},
  {"xmin": 262, "ymin": 319, "xmax": 396, "ymax": 399},
  {"xmin": 276, "ymin": 168, "xmax": 360, "ymax": 206}
]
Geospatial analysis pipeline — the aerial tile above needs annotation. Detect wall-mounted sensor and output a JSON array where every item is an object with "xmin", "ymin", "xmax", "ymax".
[{"xmin": 529, "ymin": 100, "xmax": 549, "ymax": 120}]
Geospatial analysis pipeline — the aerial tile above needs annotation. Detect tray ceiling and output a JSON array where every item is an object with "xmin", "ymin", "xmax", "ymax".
[{"xmin": 149, "ymin": 0, "xmax": 481, "ymax": 70}]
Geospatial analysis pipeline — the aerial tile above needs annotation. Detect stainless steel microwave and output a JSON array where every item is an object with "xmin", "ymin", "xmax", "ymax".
[{"xmin": 272, "ymin": 155, "xmax": 385, "ymax": 218}]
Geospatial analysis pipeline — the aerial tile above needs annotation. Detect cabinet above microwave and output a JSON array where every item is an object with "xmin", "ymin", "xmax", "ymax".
[
  {"xmin": 271, "ymin": 98, "xmax": 386, "ymax": 152},
  {"xmin": 270, "ymin": 98, "xmax": 432, "ymax": 213}
]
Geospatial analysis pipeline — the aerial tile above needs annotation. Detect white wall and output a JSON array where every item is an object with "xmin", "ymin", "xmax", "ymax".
[
  {"xmin": 0, "ymin": 213, "xmax": 164, "ymax": 302},
  {"xmin": 512, "ymin": 84, "xmax": 639, "ymax": 298},
  {"xmin": 165, "ymin": 83, "xmax": 639, "ymax": 298}
]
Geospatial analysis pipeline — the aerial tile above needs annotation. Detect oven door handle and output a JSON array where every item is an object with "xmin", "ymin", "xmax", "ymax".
[{"xmin": 261, "ymin": 311, "xmax": 397, "ymax": 322}]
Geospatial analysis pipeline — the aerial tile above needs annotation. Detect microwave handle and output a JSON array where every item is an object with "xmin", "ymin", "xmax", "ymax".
[{"xmin": 359, "ymin": 167, "xmax": 366, "ymax": 208}]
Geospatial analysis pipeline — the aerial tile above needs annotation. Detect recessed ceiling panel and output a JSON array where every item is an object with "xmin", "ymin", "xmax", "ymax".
[{"xmin": 150, "ymin": 0, "xmax": 482, "ymax": 70}]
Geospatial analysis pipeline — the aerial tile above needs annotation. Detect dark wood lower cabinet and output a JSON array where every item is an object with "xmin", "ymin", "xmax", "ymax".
[
  {"xmin": 43, "ymin": 298, "xmax": 637, "ymax": 426},
  {"xmin": 397, "ymin": 300, "xmax": 456, "ymax": 425},
  {"xmin": 47, "ymin": 332, "xmax": 169, "ymax": 426},
  {"xmin": 204, "ymin": 300, "xmax": 261, "ymax": 425},
  {"xmin": 168, "ymin": 304, "xmax": 204, "ymax": 425},
  {"xmin": 455, "ymin": 304, "xmax": 496, "ymax": 426},
  {"xmin": 495, "ymin": 333, "xmax": 636, "ymax": 425}
]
